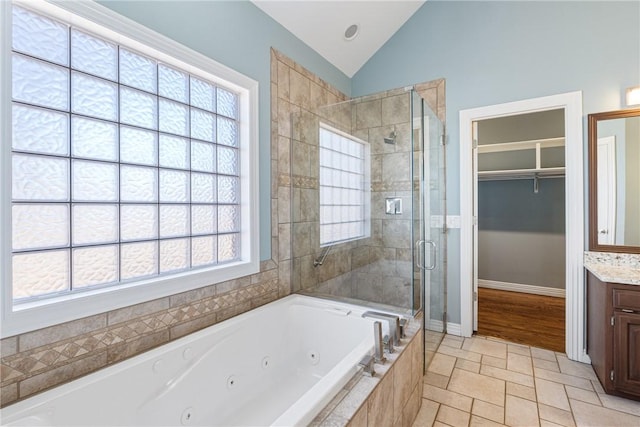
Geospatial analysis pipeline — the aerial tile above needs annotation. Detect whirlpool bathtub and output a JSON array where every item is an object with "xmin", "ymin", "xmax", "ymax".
[{"xmin": 1, "ymin": 295, "xmax": 381, "ymax": 426}]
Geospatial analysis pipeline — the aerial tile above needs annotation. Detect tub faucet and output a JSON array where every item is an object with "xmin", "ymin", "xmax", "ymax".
[
  {"xmin": 371, "ymin": 321, "xmax": 386, "ymax": 363},
  {"xmin": 362, "ymin": 311, "xmax": 402, "ymax": 347}
]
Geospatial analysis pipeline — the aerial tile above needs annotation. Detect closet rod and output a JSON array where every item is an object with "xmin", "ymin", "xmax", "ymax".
[{"xmin": 478, "ymin": 174, "xmax": 565, "ymax": 182}]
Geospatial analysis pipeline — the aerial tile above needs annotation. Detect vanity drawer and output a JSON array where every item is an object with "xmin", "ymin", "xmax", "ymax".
[{"xmin": 613, "ymin": 288, "xmax": 640, "ymax": 311}]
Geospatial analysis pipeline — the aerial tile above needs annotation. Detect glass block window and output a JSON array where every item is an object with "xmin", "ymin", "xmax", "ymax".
[
  {"xmin": 319, "ymin": 124, "xmax": 370, "ymax": 246},
  {"xmin": 10, "ymin": 4, "xmax": 243, "ymax": 302}
]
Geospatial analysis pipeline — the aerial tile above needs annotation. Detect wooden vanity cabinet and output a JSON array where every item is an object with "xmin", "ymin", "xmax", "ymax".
[{"xmin": 587, "ymin": 271, "xmax": 640, "ymax": 400}]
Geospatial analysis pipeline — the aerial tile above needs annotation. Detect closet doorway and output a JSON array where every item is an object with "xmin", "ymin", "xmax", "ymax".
[
  {"xmin": 459, "ymin": 92, "xmax": 586, "ymax": 362},
  {"xmin": 474, "ymin": 110, "xmax": 566, "ymax": 352}
]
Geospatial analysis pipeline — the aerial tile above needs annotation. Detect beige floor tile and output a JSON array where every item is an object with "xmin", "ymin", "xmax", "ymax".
[
  {"xmin": 412, "ymin": 399, "xmax": 439, "ymax": 427},
  {"xmin": 597, "ymin": 392, "xmax": 640, "ymax": 417},
  {"xmin": 428, "ymin": 352, "xmax": 457, "ymax": 377},
  {"xmin": 456, "ymin": 358, "xmax": 481, "ymax": 374},
  {"xmin": 564, "ymin": 386, "xmax": 601, "ymax": 406},
  {"xmin": 433, "ymin": 422, "xmax": 450, "ymax": 427},
  {"xmin": 424, "ymin": 371, "xmax": 450, "ymax": 389},
  {"xmin": 448, "ymin": 368, "xmax": 505, "ymax": 406},
  {"xmin": 436, "ymin": 404, "xmax": 471, "ymax": 427},
  {"xmin": 535, "ymin": 377, "xmax": 570, "ymax": 411},
  {"xmin": 441, "ymin": 336, "xmax": 464, "ymax": 349},
  {"xmin": 530, "ymin": 347, "xmax": 557, "ymax": 362},
  {"xmin": 437, "ymin": 344, "xmax": 483, "ymax": 363},
  {"xmin": 506, "ymin": 382, "xmax": 537, "ymax": 402},
  {"xmin": 507, "ymin": 353, "xmax": 533, "ymax": 376},
  {"xmin": 508, "ymin": 343, "xmax": 531, "ymax": 357},
  {"xmin": 463, "ymin": 337, "xmax": 507, "ymax": 359},
  {"xmin": 505, "ymin": 394, "xmax": 540, "ymax": 427},
  {"xmin": 483, "ymin": 355, "xmax": 507, "ymax": 369},
  {"xmin": 540, "ymin": 420, "xmax": 565, "ymax": 427},
  {"xmin": 555, "ymin": 356, "xmax": 597, "ymax": 381},
  {"xmin": 470, "ymin": 415, "xmax": 507, "ymax": 427},
  {"xmin": 538, "ymin": 403, "xmax": 576, "ymax": 427},
  {"xmin": 423, "ymin": 383, "xmax": 473, "ymax": 412},
  {"xmin": 473, "ymin": 399, "xmax": 505, "ymax": 423},
  {"xmin": 534, "ymin": 368, "xmax": 593, "ymax": 391},
  {"xmin": 590, "ymin": 379, "xmax": 605, "ymax": 394},
  {"xmin": 570, "ymin": 399, "xmax": 640, "ymax": 427},
  {"xmin": 480, "ymin": 365, "xmax": 535, "ymax": 387},
  {"xmin": 533, "ymin": 357, "xmax": 560, "ymax": 373}
]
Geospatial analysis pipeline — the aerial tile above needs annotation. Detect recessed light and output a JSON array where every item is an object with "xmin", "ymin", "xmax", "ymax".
[{"xmin": 344, "ymin": 24, "xmax": 359, "ymax": 41}]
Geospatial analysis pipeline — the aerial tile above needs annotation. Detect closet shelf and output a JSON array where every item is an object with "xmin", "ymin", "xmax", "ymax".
[
  {"xmin": 478, "ymin": 167, "xmax": 565, "ymax": 181},
  {"xmin": 477, "ymin": 137, "xmax": 564, "ymax": 153}
]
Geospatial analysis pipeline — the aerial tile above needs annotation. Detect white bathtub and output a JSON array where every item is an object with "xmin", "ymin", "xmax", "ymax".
[{"xmin": 0, "ymin": 295, "xmax": 382, "ymax": 426}]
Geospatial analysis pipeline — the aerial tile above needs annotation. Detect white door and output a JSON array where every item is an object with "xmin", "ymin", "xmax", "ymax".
[{"xmin": 597, "ymin": 136, "xmax": 616, "ymax": 245}]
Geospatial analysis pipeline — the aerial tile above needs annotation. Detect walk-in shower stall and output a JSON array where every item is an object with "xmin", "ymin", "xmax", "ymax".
[{"xmin": 290, "ymin": 86, "xmax": 447, "ymax": 343}]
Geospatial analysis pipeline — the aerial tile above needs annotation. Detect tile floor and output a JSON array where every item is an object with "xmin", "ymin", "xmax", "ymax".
[{"xmin": 412, "ymin": 333, "xmax": 640, "ymax": 427}]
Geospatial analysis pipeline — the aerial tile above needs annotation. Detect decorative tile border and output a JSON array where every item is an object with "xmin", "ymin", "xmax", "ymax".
[{"xmin": 1, "ymin": 279, "xmax": 278, "ymax": 393}]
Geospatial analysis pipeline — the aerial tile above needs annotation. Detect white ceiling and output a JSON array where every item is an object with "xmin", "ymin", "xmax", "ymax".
[{"xmin": 252, "ymin": 1, "xmax": 425, "ymax": 78}]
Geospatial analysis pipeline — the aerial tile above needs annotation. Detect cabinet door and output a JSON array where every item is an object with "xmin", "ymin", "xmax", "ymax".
[{"xmin": 614, "ymin": 312, "xmax": 640, "ymax": 396}]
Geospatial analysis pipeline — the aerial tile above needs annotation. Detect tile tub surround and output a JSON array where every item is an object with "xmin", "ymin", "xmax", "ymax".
[
  {"xmin": 312, "ymin": 315, "xmax": 425, "ymax": 427},
  {"xmin": 412, "ymin": 334, "xmax": 640, "ymax": 427},
  {"xmin": 0, "ymin": 48, "xmax": 347, "ymax": 408},
  {"xmin": 584, "ymin": 251, "xmax": 640, "ymax": 285}
]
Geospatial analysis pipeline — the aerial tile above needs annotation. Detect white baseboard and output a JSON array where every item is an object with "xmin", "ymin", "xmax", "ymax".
[
  {"xmin": 426, "ymin": 319, "xmax": 462, "ymax": 336},
  {"xmin": 478, "ymin": 279, "xmax": 565, "ymax": 298}
]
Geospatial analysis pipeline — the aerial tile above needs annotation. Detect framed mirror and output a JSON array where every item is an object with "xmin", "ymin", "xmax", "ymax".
[{"xmin": 588, "ymin": 108, "xmax": 640, "ymax": 253}]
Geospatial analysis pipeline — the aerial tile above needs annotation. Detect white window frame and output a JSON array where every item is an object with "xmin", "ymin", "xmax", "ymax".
[
  {"xmin": 318, "ymin": 123, "xmax": 371, "ymax": 247},
  {"xmin": 0, "ymin": 0, "xmax": 260, "ymax": 338}
]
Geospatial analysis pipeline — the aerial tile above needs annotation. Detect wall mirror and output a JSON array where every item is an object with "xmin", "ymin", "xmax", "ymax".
[{"xmin": 588, "ymin": 108, "xmax": 640, "ymax": 253}]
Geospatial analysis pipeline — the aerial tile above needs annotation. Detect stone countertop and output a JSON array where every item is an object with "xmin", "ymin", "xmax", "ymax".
[{"xmin": 584, "ymin": 252, "xmax": 640, "ymax": 286}]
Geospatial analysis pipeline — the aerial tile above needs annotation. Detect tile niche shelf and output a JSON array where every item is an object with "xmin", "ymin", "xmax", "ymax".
[{"xmin": 477, "ymin": 136, "xmax": 565, "ymax": 181}]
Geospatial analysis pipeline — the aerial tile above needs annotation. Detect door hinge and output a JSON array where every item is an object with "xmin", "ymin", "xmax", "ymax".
[
  {"xmin": 610, "ymin": 370, "xmax": 615, "ymax": 381},
  {"xmin": 441, "ymin": 134, "xmax": 448, "ymax": 146},
  {"xmin": 610, "ymin": 316, "xmax": 615, "ymax": 326},
  {"xmin": 442, "ymin": 223, "xmax": 448, "ymax": 234},
  {"xmin": 473, "ymin": 291, "xmax": 478, "ymax": 302}
]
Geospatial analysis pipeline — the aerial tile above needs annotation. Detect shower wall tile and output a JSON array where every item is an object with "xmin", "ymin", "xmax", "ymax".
[
  {"xmin": 355, "ymin": 99, "xmax": 382, "ymax": 129},
  {"xmin": 1, "ymin": 337, "xmax": 17, "ymax": 359},
  {"xmin": 108, "ymin": 329, "xmax": 170, "ymax": 364},
  {"xmin": 18, "ymin": 314, "xmax": 107, "ymax": 353},
  {"xmin": 278, "ymin": 135, "xmax": 291, "ymax": 175},
  {"xmin": 107, "ymin": 298, "xmax": 170, "ymax": 325},
  {"xmin": 382, "ymin": 93, "xmax": 410, "ymax": 126},
  {"xmin": 382, "ymin": 152, "xmax": 412, "ymax": 182},
  {"xmin": 18, "ymin": 352, "xmax": 107, "ymax": 399},
  {"xmin": 278, "ymin": 186, "xmax": 291, "ymax": 224},
  {"xmin": 1, "ymin": 383, "xmax": 17, "ymax": 407},
  {"xmin": 290, "ymin": 69, "xmax": 311, "ymax": 106},
  {"xmin": 277, "ymin": 61, "xmax": 290, "ymax": 99}
]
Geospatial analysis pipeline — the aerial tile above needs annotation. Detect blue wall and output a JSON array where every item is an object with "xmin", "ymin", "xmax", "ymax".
[
  {"xmin": 352, "ymin": 0, "xmax": 640, "ymax": 322},
  {"xmin": 99, "ymin": 0, "xmax": 351, "ymax": 261}
]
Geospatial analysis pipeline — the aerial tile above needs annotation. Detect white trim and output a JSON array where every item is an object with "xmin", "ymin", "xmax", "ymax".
[
  {"xmin": 427, "ymin": 319, "xmax": 462, "ymax": 336},
  {"xmin": 478, "ymin": 279, "xmax": 565, "ymax": 298},
  {"xmin": 459, "ymin": 92, "xmax": 586, "ymax": 362},
  {"xmin": 1, "ymin": 0, "xmax": 260, "ymax": 337}
]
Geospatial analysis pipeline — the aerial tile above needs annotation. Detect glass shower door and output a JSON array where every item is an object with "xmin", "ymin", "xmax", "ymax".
[{"xmin": 411, "ymin": 90, "xmax": 446, "ymax": 337}]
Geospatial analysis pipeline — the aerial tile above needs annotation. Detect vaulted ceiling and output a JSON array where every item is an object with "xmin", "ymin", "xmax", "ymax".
[{"xmin": 252, "ymin": 1, "xmax": 425, "ymax": 77}]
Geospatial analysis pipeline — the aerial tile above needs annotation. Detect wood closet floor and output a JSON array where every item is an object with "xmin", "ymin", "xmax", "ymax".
[{"xmin": 477, "ymin": 287, "xmax": 565, "ymax": 352}]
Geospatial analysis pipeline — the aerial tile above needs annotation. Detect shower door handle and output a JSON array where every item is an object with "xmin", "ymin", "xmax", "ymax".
[
  {"xmin": 415, "ymin": 240, "xmax": 425, "ymax": 270},
  {"xmin": 415, "ymin": 240, "xmax": 437, "ymax": 270},
  {"xmin": 425, "ymin": 240, "xmax": 437, "ymax": 270}
]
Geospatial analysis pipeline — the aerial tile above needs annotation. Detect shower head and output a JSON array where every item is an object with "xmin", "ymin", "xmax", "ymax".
[{"xmin": 384, "ymin": 131, "xmax": 397, "ymax": 144}]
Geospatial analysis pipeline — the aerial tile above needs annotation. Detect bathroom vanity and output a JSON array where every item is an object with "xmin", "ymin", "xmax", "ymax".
[
  {"xmin": 585, "ymin": 108, "xmax": 640, "ymax": 401},
  {"xmin": 585, "ymin": 263, "xmax": 640, "ymax": 400}
]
